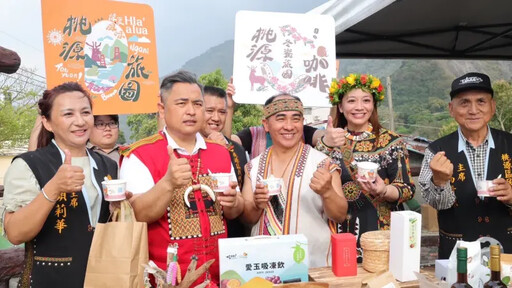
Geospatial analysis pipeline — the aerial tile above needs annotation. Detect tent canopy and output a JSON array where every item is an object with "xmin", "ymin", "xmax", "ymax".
[{"xmin": 311, "ymin": 0, "xmax": 512, "ymax": 60}]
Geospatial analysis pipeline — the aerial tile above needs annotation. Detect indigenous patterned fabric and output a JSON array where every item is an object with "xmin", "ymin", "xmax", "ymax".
[
  {"xmin": 429, "ymin": 129, "xmax": 512, "ymax": 259},
  {"xmin": 123, "ymin": 132, "xmax": 230, "ymax": 287},
  {"xmin": 247, "ymin": 143, "xmax": 338, "ymax": 267},
  {"xmin": 255, "ymin": 143, "xmax": 307, "ymax": 235},
  {"xmin": 168, "ymin": 174, "xmax": 225, "ymax": 239},
  {"xmin": 263, "ymin": 98, "xmax": 304, "ymax": 118},
  {"xmin": 316, "ymin": 127, "xmax": 415, "ymax": 262},
  {"xmin": 249, "ymin": 126, "xmax": 268, "ymax": 160}
]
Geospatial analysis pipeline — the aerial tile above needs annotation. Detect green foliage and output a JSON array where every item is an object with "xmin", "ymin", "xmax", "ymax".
[
  {"xmin": 490, "ymin": 80, "xmax": 512, "ymax": 132},
  {"xmin": 232, "ymin": 104, "xmax": 263, "ymax": 134},
  {"xmin": 198, "ymin": 69, "xmax": 228, "ymax": 89},
  {"xmin": 0, "ymin": 69, "xmax": 42, "ymax": 148},
  {"xmin": 438, "ymin": 120, "xmax": 458, "ymax": 138},
  {"xmin": 126, "ymin": 113, "xmax": 158, "ymax": 141},
  {"xmin": 198, "ymin": 69, "xmax": 263, "ymax": 134},
  {"xmin": 117, "ymin": 130, "xmax": 127, "ymax": 144}
]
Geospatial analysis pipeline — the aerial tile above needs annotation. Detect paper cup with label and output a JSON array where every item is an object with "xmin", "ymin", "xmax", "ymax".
[
  {"xmin": 101, "ymin": 179, "xmax": 127, "ymax": 201},
  {"xmin": 210, "ymin": 173, "xmax": 232, "ymax": 193},
  {"xmin": 357, "ymin": 161, "xmax": 379, "ymax": 182},
  {"xmin": 476, "ymin": 180, "xmax": 494, "ymax": 197},
  {"xmin": 262, "ymin": 177, "xmax": 283, "ymax": 196}
]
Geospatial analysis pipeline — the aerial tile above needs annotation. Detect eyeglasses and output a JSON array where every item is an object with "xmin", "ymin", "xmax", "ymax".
[{"xmin": 94, "ymin": 121, "xmax": 119, "ymax": 130}]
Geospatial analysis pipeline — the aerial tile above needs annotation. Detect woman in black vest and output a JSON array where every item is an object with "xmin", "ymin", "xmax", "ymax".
[
  {"xmin": 315, "ymin": 73, "xmax": 415, "ymax": 262},
  {"xmin": 1, "ymin": 82, "xmax": 117, "ymax": 287}
]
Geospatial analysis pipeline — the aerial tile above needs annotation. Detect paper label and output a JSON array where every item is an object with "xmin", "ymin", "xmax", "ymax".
[
  {"xmin": 409, "ymin": 217, "xmax": 417, "ymax": 248},
  {"xmin": 343, "ymin": 247, "xmax": 350, "ymax": 266}
]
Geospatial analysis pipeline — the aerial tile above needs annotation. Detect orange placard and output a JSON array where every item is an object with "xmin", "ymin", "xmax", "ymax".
[{"xmin": 41, "ymin": 0, "xmax": 159, "ymax": 115}]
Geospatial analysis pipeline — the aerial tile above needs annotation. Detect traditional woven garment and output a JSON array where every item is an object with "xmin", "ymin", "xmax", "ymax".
[
  {"xmin": 248, "ymin": 143, "xmax": 336, "ymax": 267},
  {"xmin": 316, "ymin": 127, "xmax": 415, "ymax": 262},
  {"xmin": 122, "ymin": 132, "xmax": 230, "ymax": 287}
]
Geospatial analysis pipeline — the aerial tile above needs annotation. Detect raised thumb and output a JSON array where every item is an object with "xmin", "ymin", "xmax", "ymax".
[
  {"xmin": 63, "ymin": 149, "xmax": 72, "ymax": 165},
  {"xmin": 327, "ymin": 115, "xmax": 334, "ymax": 129},
  {"xmin": 167, "ymin": 146, "xmax": 177, "ymax": 161}
]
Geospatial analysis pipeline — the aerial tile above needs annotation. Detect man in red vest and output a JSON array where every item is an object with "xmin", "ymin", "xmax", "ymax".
[{"xmin": 120, "ymin": 71, "xmax": 243, "ymax": 286}]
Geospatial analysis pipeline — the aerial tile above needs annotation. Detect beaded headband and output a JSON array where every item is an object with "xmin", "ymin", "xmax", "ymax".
[{"xmin": 263, "ymin": 98, "xmax": 304, "ymax": 119}]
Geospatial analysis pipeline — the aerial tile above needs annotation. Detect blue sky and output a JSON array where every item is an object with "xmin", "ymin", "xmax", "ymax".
[{"xmin": 0, "ymin": 0, "xmax": 326, "ymax": 78}]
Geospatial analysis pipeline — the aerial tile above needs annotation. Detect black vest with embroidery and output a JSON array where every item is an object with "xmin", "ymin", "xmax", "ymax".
[
  {"xmin": 226, "ymin": 137, "xmax": 247, "ymax": 187},
  {"xmin": 225, "ymin": 137, "xmax": 249, "ymax": 237},
  {"xmin": 429, "ymin": 129, "xmax": 512, "ymax": 259},
  {"xmin": 15, "ymin": 142, "xmax": 117, "ymax": 288}
]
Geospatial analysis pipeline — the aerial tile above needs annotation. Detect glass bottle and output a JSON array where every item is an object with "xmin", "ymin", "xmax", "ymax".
[
  {"xmin": 483, "ymin": 245, "xmax": 507, "ymax": 287},
  {"xmin": 451, "ymin": 247, "xmax": 472, "ymax": 288}
]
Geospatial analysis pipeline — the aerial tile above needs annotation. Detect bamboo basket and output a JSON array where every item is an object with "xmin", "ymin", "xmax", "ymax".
[{"xmin": 360, "ymin": 230, "xmax": 390, "ymax": 272}]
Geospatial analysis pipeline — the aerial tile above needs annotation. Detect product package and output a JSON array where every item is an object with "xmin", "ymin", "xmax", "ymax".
[
  {"xmin": 389, "ymin": 211, "xmax": 422, "ymax": 282},
  {"xmin": 219, "ymin": 234, "xmax": 308, "ymax": 287}
]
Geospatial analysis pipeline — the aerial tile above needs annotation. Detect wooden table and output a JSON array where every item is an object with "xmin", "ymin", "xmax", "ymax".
[{"xmin": 309, "ymin": 266, "xmax": 436, "ymax": 288}]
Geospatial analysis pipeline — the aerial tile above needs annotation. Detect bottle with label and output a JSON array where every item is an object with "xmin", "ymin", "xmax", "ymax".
[
  {"xmin": 483, "ymin": 245, "xmax": 507, "ymax": 288},
  {"xmin": 451, "ymin": 247, "xmax": 472, "ymax": 288}
]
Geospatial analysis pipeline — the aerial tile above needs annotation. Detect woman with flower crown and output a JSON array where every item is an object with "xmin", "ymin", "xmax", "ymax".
[{"xmin": 315, "ymin": 73, "xmax": 415, "ymax": 262}]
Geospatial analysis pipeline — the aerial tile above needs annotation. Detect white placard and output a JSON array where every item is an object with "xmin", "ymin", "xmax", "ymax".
[{"xmin": 233, "ymin": 11, "xmax": 336, "ymax": 107}]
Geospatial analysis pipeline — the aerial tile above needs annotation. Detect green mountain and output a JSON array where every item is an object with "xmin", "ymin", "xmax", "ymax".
[{"xmin": 179, "ymin": 40, "xmax": 512, "ymax": 139}]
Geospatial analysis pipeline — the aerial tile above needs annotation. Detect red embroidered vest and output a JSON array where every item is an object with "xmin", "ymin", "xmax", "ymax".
[{"xmin": 129, "ymin": 132, "xmax": 231, "ymax": 285}]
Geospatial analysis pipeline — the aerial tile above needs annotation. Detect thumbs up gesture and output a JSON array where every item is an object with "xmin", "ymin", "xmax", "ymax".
[
  {"xmin": 164, "ymin": 147, "xmax": 192, "ymax": 190},
  {"xmin": 310, "ymin": 158, "xmax": 336, "ymax": 196},
  {"xmin": 44, "ymin": 149, "xmax": 85, "ymax": 199},
  {"xmin": 322, "ymin": 116, "xmax": 346, "ymax": 148}
]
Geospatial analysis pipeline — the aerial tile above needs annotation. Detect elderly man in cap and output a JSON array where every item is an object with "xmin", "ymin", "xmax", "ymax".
[
  {"xmin": 240, "ymin": 93, "xmax": 347, "ymax": 268},
  {"xmin": 419, "ymin": 72, "xmax": 512, "ymax": 259}
]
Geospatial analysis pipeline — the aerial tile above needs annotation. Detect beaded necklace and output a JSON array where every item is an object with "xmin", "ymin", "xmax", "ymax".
[{"xmin": 345, "ymin": 123, "xmax": 373, "ymax": 141}]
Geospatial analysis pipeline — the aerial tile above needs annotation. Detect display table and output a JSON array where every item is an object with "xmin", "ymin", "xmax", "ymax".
[{"xmin": 309, "ymin": 265, "xmax": 436, "ymax": 287}]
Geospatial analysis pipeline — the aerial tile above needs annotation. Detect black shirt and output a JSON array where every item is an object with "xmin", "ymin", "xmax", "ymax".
[{"xmin": 237, "ymin": 125, "xmax": 317, "ymax": 157}]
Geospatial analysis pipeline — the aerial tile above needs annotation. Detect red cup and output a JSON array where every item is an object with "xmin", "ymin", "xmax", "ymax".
[{"xmin": 331, "ymin": 233, "xmax": 357, "ymax": 277}]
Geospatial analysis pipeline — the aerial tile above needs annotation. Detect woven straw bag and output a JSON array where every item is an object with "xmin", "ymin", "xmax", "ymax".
[{"xmin": 360, "ymin": 230, "xmax": 390, "ymax": 272}]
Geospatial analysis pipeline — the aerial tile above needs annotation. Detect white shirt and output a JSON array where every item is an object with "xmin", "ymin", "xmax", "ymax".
[{"xmin": 120, "ymin": 128, "xmax": 237, "ymax": 194}]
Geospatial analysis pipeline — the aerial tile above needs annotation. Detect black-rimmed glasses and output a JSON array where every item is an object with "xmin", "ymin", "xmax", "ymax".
[{"xmin": 94, "ymin": 121, "xmax": 119, "ymax": 130}]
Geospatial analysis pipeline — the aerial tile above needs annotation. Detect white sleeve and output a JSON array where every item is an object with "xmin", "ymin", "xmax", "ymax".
[
  {"xmin": 230, "ymin": 163, "xmax": 240, "ymax": 192},
  {"xmin": 120, "ymin": 154, "xmax": 155, "ymax": 194}
]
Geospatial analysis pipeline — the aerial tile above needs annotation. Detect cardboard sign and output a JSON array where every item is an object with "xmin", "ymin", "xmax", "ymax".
[
  {"xmin": 233, "ymin": 11, "xmax": 336, "ymax": 107},
  {"xmin": 41, "ymin": 0, "xmax": 159, "ymax": 115}
]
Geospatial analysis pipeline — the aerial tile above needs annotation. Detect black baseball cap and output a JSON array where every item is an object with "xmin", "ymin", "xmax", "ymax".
[{"xmin": 450, "ymin": 72, "xmax": 493, "ymax": 99}]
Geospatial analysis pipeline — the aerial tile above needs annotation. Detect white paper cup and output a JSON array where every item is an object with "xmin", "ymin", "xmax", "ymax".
[
  {"xmin": 210, "ymin": 173, "xmax": 232, "ymax": 193},
  {"xmin": 476, "ymin": 180, "xmax": 494, "ymax": 197},
  {"xmin": 262, "ymin": 178, "xmax": 283, "ymax": 196},
  {"xmin": 357, "ymin": 161, "xmax": 379, "ymax": 182},
  {"xmin": 101, "ymin": 179, "xmax": 127, "ymax": 201}
]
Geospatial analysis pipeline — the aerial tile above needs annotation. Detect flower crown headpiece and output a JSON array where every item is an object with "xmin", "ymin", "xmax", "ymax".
[{"xmin": 328, "ymin": 73, "xmax": 385, "ymax": 105}]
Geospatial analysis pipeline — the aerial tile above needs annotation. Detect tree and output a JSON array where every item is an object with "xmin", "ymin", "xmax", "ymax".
[
  {"xmin": 491, "ymin": 80, "xmax": 512, "ymax": 132},
  {"xmin": 438, "ymin": 119, "xmax": 458, "ymax": 138},
  {"xmin": 198, "ymin": 69, "xmax": 228, "ymax": 89},
  {"xmin": 0, "ymin": 67, "xmax": 43, "ymax": 148},
  {"xmin": 198, "ymin": 69, "xmax": 263, "ymax": 134},
  {"xmin": 117, "ymin": 129, "xmax": 127, "ymax": 144},
  {"xmin": 232, "ymin": 104, "xmax": 263, "ymax": 134},
  {"xmin": 127, "ymin": 113, "xmax": 158, "ymax": 141}
]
